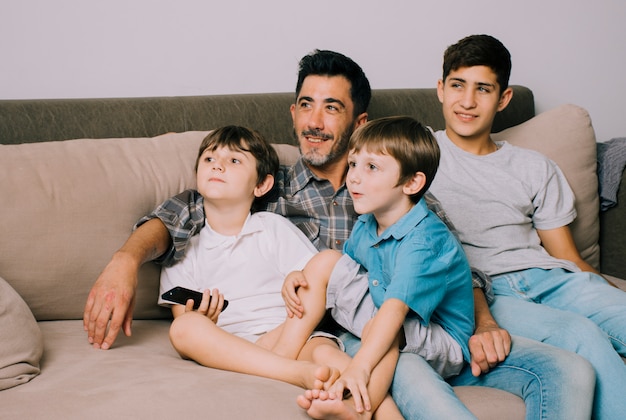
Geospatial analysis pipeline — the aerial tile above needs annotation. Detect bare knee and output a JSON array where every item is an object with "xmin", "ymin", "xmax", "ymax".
[
  {"xmin": 169, "ymin": 312, "xmax": 212, "ymax": 358},
  {"xmin": 310, "ymin": 337, "xmax": 343, "ymax": 363},
  {"xmin": 305, "ymin": 249, "xmax": 343, "ymax": 280}
]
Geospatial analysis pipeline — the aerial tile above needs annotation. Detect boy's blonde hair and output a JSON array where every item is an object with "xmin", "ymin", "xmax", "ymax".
[{"xmin": 349, "ymin": 116, "xmax": 440, "ymax": 203}]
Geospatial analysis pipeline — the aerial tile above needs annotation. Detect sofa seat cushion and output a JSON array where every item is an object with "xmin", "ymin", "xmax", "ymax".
[
  {"xmin": 0, "ymin": 320, "xmax": 523, "ymax": 419},
  {"xmin": 0, "ymin": 276, "xmax": 43, "ymax": 390},
  {"xmin": 492, "ymin": 104, "xmax": 600, "ymax": 268},
  {"xmin": 0, "ymin": 320, "xmax": 310, "ymax": 419}
]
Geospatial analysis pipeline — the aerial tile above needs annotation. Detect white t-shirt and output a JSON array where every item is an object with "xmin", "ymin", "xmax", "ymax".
[
  {"xmin": 429, "ymin": 130, "xmax": 579, "ymax": 276},
  {"xmin": 159, "ymin": 211, "xmax": 317, "ymax": 337}
]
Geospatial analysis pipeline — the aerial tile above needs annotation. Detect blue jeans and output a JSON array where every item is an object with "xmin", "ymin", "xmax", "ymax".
[
  {"xmin": 491, "ymin": 268, "xmax": 626, "ymax": 419},
  {"xmin": 339, "ymin": 331, "xmax": 594, "ymax": 420}
]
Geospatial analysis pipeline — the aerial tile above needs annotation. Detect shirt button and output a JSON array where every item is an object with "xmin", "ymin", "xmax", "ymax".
[
  {"xmin": 372, "ymin": 280, "xmax": 379, "ymax": 287},
  {"xmin": 335, "ymin": 240, "xmax": 341, "ymax": 246},
  {"xmin": 332, "ymin": 201, "xmax": 338, "ymax": 206}
]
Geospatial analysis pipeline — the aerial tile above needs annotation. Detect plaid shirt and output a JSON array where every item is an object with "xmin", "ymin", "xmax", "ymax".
[{"xmin": 137, "ymin": 157, "xmax": 492, "ymax": 302}]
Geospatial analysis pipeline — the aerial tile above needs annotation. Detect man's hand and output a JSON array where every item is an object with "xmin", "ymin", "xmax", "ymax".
[
  {"xmin": 468, "ymin": 323, "xmax": 511, "ymax": 376},
  {"xmin": 282, "ymin": 270, "xmax": 308, "ymax": 318},
  {"xmin": 84, "ymin": 218, "xmax": 171, "ymax": 349},
  {"xmin": 83, "ymin": 251, "xmax": 138, "ymax": 350}
]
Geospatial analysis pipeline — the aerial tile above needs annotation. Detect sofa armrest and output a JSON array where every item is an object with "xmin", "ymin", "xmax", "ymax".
[{"xmin": 599, "ymin": 169, "xmax": 626, "ymax": 278}]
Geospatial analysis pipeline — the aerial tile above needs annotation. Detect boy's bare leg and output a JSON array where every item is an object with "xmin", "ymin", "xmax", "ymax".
[
  {"xmin": 296, "ymin": 326, "xmax": 402, "ymax": 419},
  {"xmin": 170, "ymin": 311, "xmax": 339, "ymax": 389},
  {"xmin": 269, "ymin": 250, "xmax": 343, "ymax": 359}
]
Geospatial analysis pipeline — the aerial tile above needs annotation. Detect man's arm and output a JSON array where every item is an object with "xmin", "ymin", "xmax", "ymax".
[
  {"xmin": 84, "ymin": 189, "xmax": 205, "ymax": 349},
  {"xmin": 83, "ymin": 218, "xmax": 171, "ymax": 350},
  {"xmin": 468, "ymin": 289, "xmax": 512, "ymax": 377}
]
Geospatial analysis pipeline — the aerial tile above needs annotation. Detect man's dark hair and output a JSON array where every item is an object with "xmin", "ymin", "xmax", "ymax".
[
  {"xmin": 295, "ymin": 49, "xmax": 371, "ymax": 117},
  {"xmin": 442, "ymin": 34, "xmax": 512, "ymax": 92}
]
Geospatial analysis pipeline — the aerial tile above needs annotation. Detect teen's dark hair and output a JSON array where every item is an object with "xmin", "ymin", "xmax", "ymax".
[
  {"xmin": 349, "ymin": 116, "xmax": 440, "ymax": 204},
  {"xmin": 442, "ymin": 34, "xmax": 512, "ymax": 92},
  {"xmin": 195, "ymin": 125, "xmax": 279, "ymax": 186},
  {"xmin": 295, "ymin": 49, "xmax": 371, "ymax": 118}
]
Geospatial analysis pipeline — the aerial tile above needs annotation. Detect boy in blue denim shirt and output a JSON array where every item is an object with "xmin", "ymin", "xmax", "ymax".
[{"xmin": 291, "ymin": 116, "xmax": 474, "ymax": 419}]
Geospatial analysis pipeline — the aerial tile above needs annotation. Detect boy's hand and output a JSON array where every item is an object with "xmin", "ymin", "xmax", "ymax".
[
  {"xmin": 188, "ymin": 288, "xmax": 226, "ymax": 323},
  {"xmin": 468, "ymin": 323, "xmax": 511, "ymax": 376},
  {"xmin": 327, "ymin": 364, "xmax": 372, "ymax": 414},
  {"xmin": 282, "ymin": 271, "xmax": 307, "ymax": 318}
]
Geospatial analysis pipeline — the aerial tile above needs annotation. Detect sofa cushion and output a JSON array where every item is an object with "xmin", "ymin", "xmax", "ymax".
[
  {"xmin": 0, "ymin": 131, "xmax": 309, "ymax": 322},
  {"xmin": 0, "ymin": 131, "xmax": 211, "ymax": 321},
  {"xmin": 0, "ymin": 276, "xmax": 43, "ymax": 390},
  {"xmin": 492, "ymin": 104, "xmax": 600, "ymax": 269}
]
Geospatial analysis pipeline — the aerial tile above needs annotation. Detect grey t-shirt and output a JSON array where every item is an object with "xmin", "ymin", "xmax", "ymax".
[{"xmin": 430, "ymin": 130, "xmax": 579, "ymax": 276}]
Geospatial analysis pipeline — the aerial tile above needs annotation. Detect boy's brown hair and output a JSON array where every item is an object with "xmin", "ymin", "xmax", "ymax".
[
  {"xmin": 195, "ymin": 125, "xmax": 279, "ymax": 185},
  {"xmin": 349, "ymin": 116, "xmax": 440, "ymax": 203}
]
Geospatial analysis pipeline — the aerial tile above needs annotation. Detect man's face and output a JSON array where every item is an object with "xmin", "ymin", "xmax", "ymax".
[
  {"xmin": 437, "ymin": 65, "xmax": 511, "ymax": 144},
  {"xmin": 290, "ymin": 75, "xmax": 365, "ymax": 168}
]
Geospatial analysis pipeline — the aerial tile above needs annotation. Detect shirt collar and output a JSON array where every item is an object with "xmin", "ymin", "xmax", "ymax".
[
  {"xmin": 358, "ymin": 199, "xmax": 429, "ymax": 244},
  {"xmin": 200, "ymin": 213, "xmax": 263, "ymax": 249},
  {"xmin": 291, "ymin": 157, "xmax": 349, "ymax": 193},
  {"xmin": 291, "ymin": 158, "xmax": 318, "ymax": 193}
]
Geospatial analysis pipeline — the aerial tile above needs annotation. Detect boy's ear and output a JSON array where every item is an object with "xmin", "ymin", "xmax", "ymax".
[
  {"xmin": 497, "ymin": 87, "xmax": 513, "ymax": 112},
  {"xmin": 254, "ymin": 174, "xmax": 275, "ymax": 198},
  {"xmin": 436, "ymin": 79, "xmax": 445, "ymax": 104},
  {"xmin": 403, "ymin": 172, "xmax": 427, "ymax": 196}
]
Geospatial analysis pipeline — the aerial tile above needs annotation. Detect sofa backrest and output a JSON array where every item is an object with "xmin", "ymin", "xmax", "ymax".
[
  {"xmin": 0, "ymin": 88, "xmax": 542, "ymax": 321},
  {"xmin": 0, "ymin": 87, "xmax": 534, "ymax": 146}
]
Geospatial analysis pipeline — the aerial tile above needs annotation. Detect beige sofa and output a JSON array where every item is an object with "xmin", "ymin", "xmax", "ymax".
[{"xmin": 1, "ymin": 87, "xmax": 624, "ymax": 419}]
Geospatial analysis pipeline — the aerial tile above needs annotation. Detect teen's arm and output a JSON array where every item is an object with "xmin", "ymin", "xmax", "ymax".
[
  {"xmin": 538, "ymin": 225, "xmax": 618, "ymax": 286},
  {"xmin": 469, "ymin": 289, "xmax": 512, "ymax": 377},
  {"xmin": 537, "ymin": 225, "xmax": 599, "ymax": 273},
  {"xmin": 83, "ymin": 218, "xmax": 171, "ymax": 350}
]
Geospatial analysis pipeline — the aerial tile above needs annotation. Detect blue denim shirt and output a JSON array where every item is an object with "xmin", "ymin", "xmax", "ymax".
[{"xmin": 344, "ymin": 199, "xmax": 475, "ymax": 361}]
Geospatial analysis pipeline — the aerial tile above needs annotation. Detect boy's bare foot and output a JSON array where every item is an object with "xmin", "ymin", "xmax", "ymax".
[
  {"xmin": 297, "ymin": 389, "xmax": 365, "ymax": 420},
  {"xmin": 301, "ymin": 365, "xmax": 341, "ymax": 391}
]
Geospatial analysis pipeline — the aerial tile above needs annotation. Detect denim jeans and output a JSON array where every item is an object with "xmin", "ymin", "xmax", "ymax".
[
  {"xmin": 338, "ymin": 331, "xmax": 594, "ymax": 420},
  {"xmin": 491, "ymin": 268, "xmax": 626, "ymax": 419}
]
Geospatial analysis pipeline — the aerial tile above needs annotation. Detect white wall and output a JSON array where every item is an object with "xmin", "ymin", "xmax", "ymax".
[{"xmin": 1, "ymin": 0, "xmax": 624, "ymax": 142}]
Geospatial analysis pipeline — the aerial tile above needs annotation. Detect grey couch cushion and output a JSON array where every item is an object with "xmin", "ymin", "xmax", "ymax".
[{"xmin": 0, "ymin": 276, "xmax": 43, "ymax": 390}]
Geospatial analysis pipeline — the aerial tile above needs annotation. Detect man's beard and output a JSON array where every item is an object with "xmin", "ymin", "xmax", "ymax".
[{"xmin": 299, "ymin": 129, "xmax": 352, "ymax": 167}]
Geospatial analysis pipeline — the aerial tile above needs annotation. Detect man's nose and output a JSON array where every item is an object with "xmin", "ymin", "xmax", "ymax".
[{"xmin": 308, "ymin": 106, "xmax": 324, "ymax": 130}]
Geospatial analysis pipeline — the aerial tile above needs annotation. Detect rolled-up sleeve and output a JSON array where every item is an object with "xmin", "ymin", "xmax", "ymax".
[{"xmin": 134, "ymin": 189, "xmax": 205, "ymax": 266}]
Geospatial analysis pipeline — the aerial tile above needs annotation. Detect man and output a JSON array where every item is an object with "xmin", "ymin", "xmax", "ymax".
[
  {"xmin": 430, "ymin": 33, "xmax": 626, "ymax": 419},
  {"xmin": 84, "ymin": 49, "xmax": 594, "ymax": 419}
]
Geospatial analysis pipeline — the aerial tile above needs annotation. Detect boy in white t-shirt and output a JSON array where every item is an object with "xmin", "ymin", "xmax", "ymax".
[{"xmin": 159, "ymin": 126, "xmax": 402, "ymax": 419}]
